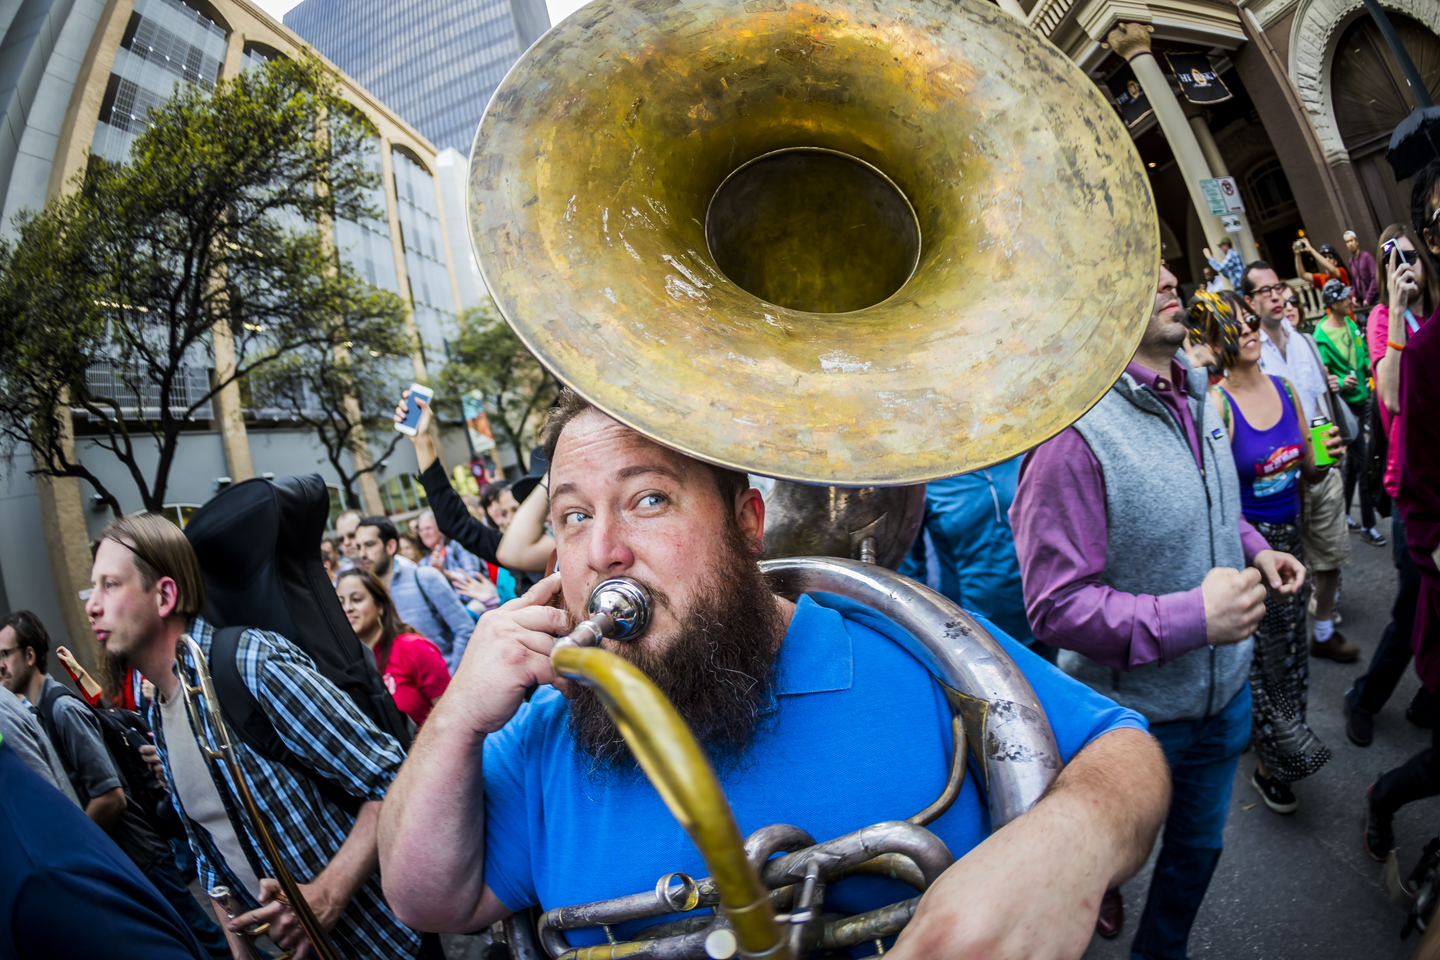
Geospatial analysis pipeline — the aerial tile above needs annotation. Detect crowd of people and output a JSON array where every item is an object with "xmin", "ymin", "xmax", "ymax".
[{"xmin": 1, "ymin": 162, "xmax": 1438, "ymax": 960}]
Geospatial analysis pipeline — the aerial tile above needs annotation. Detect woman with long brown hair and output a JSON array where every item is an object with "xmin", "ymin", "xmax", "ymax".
[{"xmin": 336, "ymin": 570, "xmax": 451, "ymax": 726}]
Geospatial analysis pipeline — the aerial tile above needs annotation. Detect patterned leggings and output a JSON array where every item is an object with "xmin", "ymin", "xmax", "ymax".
[{"xmin": 1250, "ymin": 519, "xmax": 1331, "ymax": 783}]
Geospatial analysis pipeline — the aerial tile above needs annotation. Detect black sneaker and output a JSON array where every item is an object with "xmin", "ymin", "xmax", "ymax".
[
  {"xmin": 1252, "ymin": 769, "xmax": 1298, "ymax": 814},
  {"xmin": 1363, "ymin": 783, "xmax": 1395, "ymax": 862},
  {"xmin": 1344, "ymin": 691, "xmax": 1374, "ymax": 747},
  {"xmin": 1361, "ymin": 528, "xmax": 1388, "ymax": 547}
]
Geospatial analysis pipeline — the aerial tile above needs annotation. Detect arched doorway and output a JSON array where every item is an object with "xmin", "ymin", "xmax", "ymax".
[{"xmin": 1330, "ymin": 12, "xmax": 1440, "ymax": 229}]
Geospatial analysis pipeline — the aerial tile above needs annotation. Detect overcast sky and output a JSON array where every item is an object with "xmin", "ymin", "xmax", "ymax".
[{"xmin": 253, "ymin": 0, "xmax": 589, "ymax": 29}]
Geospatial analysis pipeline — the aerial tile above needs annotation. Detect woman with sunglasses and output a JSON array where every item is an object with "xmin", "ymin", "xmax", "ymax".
[{"xmin": 1200, "ymin": 291, "xmax": 1344, "ymax": 814}]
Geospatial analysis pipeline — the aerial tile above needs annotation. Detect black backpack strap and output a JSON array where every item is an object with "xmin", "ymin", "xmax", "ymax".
[
  {"xmin": 209, "ymin": 626, "xmax": 362, "ymax": 816},
  {"xmin": 35, "ymin": 682, "xmax": 79, "ymax": 770},
  {"xmin": 411, "ymin": 567, "xmax": 455, "ymax": 645}
]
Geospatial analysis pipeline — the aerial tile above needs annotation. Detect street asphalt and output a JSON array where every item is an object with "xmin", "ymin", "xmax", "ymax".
[{"xmin": 1083, "ymin": 509, "xmax": 1435, "ymax": 960}]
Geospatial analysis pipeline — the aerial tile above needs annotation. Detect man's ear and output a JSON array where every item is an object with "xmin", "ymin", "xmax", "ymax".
[
  {"xmin": 736, "ymin": 489, "xmax": 766, "ymax": 556},
  {"xmin": 155, "ymin": 576, "xmax": 180, "ymax": 619},
  {"xmin": 386, "ymin": 539, "xmax": 398, "ymax": 558}
]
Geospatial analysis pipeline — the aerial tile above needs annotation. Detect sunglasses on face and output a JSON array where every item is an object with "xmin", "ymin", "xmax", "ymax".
[
  {"xmin": 1242, "ymin": 314, "xmax": 1261, "ymax": 331},
  {"xmin": 1285, "ymin": 298, "xmax": 1299, "ymax": 307}
]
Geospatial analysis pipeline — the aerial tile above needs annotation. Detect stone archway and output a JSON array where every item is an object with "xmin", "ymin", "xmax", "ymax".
[{"xmin": 1289, "ymin": 0, "xmax": 1440, "ymax": 163}]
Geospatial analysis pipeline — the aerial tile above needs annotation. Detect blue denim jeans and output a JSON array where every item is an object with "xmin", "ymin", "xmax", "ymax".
[{"xmin": 1131, "ymin": 683, "xmax": 1252, "ymax": 960}]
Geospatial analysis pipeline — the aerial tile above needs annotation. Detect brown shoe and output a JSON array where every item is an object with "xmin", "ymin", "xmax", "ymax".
[
  {"xmin": 1095, "ymin": 887, "xmax": 1123, "ymax": 939},
  {"xmin": 1311, "ymin": 632, "xmax": 1360, "ymax": 663}
]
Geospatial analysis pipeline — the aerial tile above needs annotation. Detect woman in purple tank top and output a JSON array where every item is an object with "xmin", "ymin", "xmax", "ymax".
[{"xmin": 1196, "ymin": 291, "xmax": 1344, "ymax": 815}]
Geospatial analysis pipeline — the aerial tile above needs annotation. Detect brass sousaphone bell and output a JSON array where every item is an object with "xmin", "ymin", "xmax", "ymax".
[{"xmin": 469, "ymin": 0, "xmax": 1158, "ymax": 955}]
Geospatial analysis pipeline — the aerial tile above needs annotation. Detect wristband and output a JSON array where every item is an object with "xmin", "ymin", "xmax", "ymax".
[{"xmin": 1388, "ymin": 340, "xmax": 1406, "ymax": 351}]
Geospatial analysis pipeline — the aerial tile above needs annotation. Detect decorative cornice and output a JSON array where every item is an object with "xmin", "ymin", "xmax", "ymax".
[{"xmin": 1103, "ymin": 20, "xmax": 1156, "ymax": 58}]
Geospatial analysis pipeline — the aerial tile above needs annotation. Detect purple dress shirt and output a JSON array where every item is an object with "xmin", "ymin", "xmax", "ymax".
[
  {"xmin": 1349, "ymin": 250, "xmax": 1378, "ymax": 307},
  {"xmin": 1010, "ymin": 359, "xmax": 1269, "ymax": 671}
]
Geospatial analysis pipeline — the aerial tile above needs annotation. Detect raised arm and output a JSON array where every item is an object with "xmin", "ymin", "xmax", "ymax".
[
  {"xmin": 395, "ymin": 392, "xmax": 505, "ymax": 563},
  {"xmin": 496, "ymin": 480, "xmax": 555, "ymax": 573}
]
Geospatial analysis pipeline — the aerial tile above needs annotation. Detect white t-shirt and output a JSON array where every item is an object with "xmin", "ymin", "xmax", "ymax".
[
  {"xmin": 1258, "ymin": 318, "xmax": 1330, "ymax": 421},
  {"xmin": 157, "ymin": 683, "xmax": 262, "ymax": 898}
]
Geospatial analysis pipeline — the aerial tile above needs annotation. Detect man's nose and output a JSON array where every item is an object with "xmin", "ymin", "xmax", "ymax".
[{"xmin": 586, "ymin": 512, "xmax": 635, "ymax": 573}]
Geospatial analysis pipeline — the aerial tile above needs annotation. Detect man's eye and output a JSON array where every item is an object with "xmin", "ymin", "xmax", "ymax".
[
  {"xmin": 639, "ymin": 494, "xmax": 666, "ymax": 508},
  {"xmin": 564, "ymin": 511, "xmax": 589, "ymax": 524}
]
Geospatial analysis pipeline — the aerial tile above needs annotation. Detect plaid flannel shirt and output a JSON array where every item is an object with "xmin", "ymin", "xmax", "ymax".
[
  {"xmin": 150, "ymin": 617, "xmax": 421, "ymax": 958},
  {"xmin": 1208, "ymin": 247, "xmax": 1245, "ymax": 291}
]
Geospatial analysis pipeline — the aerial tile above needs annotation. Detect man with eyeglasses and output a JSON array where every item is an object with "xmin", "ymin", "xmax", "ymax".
[{"xmin": 1243, "ymin": 262, "xmax": 1359, "ymax": 667}]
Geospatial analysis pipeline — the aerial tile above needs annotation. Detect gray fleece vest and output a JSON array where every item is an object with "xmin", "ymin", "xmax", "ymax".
[{"xmin": 1060, "ymin": 352, "xmax": 1252, "ymax": 724}]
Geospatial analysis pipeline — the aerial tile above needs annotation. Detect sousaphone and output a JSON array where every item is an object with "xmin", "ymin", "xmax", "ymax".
[{"xmin": 468, "ymin": 0, "xmax": 1158, "ymax": 955}]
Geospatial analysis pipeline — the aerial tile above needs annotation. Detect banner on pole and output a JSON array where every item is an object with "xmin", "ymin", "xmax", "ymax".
[
  {"xmin": 1164, "ymin": 51, "xmax": 1233, "ymax": 104},
  {"xmin": 1104, "ymin": 64, "xmax": 1153, "ymax": 128},
  {"xmin": 462, "ymin": 389, "xmax": 496, "ymax": 454}
]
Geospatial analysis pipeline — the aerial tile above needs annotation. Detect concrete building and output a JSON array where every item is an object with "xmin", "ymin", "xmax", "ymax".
[
  {"xmin": 0, "ymin": 0, "xmax": 471, "ymax": 671},
  {"xmin": 997, "ymin": 0, "xmax": 1438, "ymax": 297},
  {"xmin": 282, "ymin": 0, "xmax": 551, "ymax": 156}
]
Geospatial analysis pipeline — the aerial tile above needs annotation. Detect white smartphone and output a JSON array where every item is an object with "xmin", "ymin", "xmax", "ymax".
[{"xmin": 395, "ymin": 383, "xmax": 434, "ymax": 436}]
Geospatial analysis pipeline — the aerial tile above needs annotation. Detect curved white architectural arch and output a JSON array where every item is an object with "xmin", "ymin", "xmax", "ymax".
[{"xmin": 1289, "ymin": 0, "xmax": 1440, "ymax": 163}]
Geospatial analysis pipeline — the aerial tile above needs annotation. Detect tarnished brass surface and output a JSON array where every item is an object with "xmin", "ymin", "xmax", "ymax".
[
  {"xmin": 469, "ymin": 0, "xmax": 1158, "ymax": 484},
  {"xmin": 760, "ymin": 482, "xmax": 925, "ymax": 569}
]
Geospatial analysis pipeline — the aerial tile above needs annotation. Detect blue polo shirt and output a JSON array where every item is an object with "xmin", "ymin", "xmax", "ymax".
[{"xmin": 481, "ymin": 594, "xmax": 1146, "ymax": 948}]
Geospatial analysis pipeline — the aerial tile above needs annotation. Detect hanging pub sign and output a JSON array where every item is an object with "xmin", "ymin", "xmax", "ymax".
[
  {"xmin": 1105, "ymin": 63, "xmax": 1153, "ymax": 128},
  {"xmin": 1164, "ymin": 51, "xmax": 1233, "ymax": 104}
]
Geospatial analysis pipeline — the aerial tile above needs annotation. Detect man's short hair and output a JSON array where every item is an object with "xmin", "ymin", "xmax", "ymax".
[
  {"xmin": 1241, "ymin": 260, "xmax": 1273, "ymax": 297},
  {"xmin": 1217, "ymin": 238, "xmax": 1232, "ymax": 249},
  {"xmin": 0, "ymin": 611, "xmax": 50, "ymax": 674},
  {"xmin": 336, "ymin": 508, "xmax": 362, "ymax": 527},
  {"xmin": 358, "ymin": 515, "xmax": 399, "ymax": 546},
  {"xmin": 97, "ymin": 513, "xmax": 208, "ymax": 622},
  {"xmin": 542, "ymin": 388, "xmax": 751, "ymax": 510}
]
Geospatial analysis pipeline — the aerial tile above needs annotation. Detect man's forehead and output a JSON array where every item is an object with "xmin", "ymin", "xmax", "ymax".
[
  {"xmin": 552, "ymin": 409, "xmax": 696, "ymax": 479},
  {"xmin": 92, "ymin": 537, "xmax": 138, "ymax": 576}
]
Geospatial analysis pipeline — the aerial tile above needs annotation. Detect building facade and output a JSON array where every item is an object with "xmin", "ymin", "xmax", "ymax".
[
  {"xmin": 283, "ymin": 0, "xmax": 551, "ymax": 156},
  {"xmin": 994, "ymin": 0, "xmax": 1439, "ymax": 295},
  {"xmin": 0, "ymin": 0, "xmax": 471, "ymax": 670}
]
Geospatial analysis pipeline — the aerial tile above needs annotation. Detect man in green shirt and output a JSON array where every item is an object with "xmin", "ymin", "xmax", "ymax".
[{"xmin": 1314, "ymin": 279, "xmax": 1383, "ymax": 545}]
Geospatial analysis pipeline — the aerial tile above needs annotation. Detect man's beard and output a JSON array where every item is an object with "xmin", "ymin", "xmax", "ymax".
[
  {"xmin": 100, "ymin": 644, "xmax": 131, "ymax": 703},
  {"xmin": 567, "ymin": 526, "xmax": 787, "ymax": 776},
  {"xmin": 369, "ymin": 551, "xmax": 392, "ymax": 578}
]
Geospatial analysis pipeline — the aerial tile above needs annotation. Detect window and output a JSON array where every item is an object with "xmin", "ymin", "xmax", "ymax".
[
  {"xmin": 1242, "ymin": 158, "xmax": 1296, "ymax": 223},
  {"xmin": 379, "ymin": 474, "xmax": 429, "ymax": 515},
  {"xmin": 92, "ymin": 0, "xmax": 229, "ymax": 162},
  {"xmin": 161, "ymin": 504, "xmax": 202, "ymax": 528},
  {"xmin": 327, "ymin": 484, "xmax": 350, "ymax": 529}
]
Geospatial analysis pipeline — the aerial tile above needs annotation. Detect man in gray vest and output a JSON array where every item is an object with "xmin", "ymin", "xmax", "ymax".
[{"xmin": 1011, "ymin": 261, "xmax": 1306, "ymax": 960}]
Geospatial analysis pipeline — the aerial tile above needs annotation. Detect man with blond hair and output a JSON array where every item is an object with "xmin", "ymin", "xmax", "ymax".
[{"xmin": 86, "ymin": 513, "xmax": 432, "ymax": 960}]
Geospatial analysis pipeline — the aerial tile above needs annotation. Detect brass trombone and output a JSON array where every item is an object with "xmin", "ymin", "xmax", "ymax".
[{"xmin": 178, "ymin": 634, "xmax": 344, "ymax": 960}]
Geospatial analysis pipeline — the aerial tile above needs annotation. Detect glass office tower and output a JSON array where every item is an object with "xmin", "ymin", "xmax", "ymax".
[{"xmin": 284, "ymin": 0, "xmax": 551, "ymax": 155}]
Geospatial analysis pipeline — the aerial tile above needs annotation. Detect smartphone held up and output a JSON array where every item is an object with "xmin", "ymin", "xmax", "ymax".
[{"xmin": 395, "ymin": 383, "xmax": 434, "ymax": 436}]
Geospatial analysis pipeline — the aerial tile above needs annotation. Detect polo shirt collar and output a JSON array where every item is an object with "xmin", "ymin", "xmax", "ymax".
[{"xmin": 772, "ymin": 594, "xmax": 853, "ymax": 696}]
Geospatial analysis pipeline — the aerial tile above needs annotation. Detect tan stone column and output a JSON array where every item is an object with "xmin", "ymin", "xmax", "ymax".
[
  {"xmin": 34, "ymin": 397, "xmax": 103, "ymax": 672},
  {"xmin": 1104, "ymin": 24, "xmax": 1231, "ymax": 259},
  {"xmin": 210, "ymin": 321, "xmax": 255, "ymax": 482},
  {"xmin": 994, "ymin": 0, "xmax": 1027, "ymax": 19},
  {"xmin": 1184, "ymin": 106, "xmax": 1261, "ymax": 265},
  {"xmin": 378, "ymin": 135, "xmax": 428, "ymax": 383}
]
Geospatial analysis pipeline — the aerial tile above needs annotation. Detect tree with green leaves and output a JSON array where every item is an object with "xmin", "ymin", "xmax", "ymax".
[
  {"xmin": 0, "ymin": 53, "xmax": 409, "ymax": 517},
  {"xmin": 438, "ymin": 300, "xmax": 558, "ymax": 472},
  {"xmin": 244, "ymin": 281, "xmax": 411, "ymax": 510}
]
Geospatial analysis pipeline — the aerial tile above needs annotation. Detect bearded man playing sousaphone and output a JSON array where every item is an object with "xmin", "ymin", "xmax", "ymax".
[{"xmin": 378, "ymin": 390, "xmax": 1171, "ymax": 958}]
